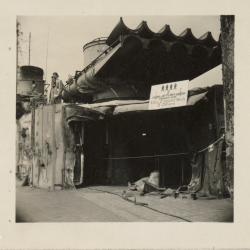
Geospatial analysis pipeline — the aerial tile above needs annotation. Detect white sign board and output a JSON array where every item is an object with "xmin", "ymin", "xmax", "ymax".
[{"xmin": 149, "ymin": 80, "xmax": 189, "ymax": 110}]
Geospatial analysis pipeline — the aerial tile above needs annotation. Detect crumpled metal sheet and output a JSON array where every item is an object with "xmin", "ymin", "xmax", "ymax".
[{"xmin": 188, "ymin": 139, "xmax": 225, "ymax": 196}]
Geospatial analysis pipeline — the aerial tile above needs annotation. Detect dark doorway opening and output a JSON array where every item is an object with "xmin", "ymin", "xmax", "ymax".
[
  {"xmin": 83, "ymin": 120, "xmax": 108, "ymax": 186},
  {"xmin": 105, "ymin": 109, "xmax": 193, "ymax": 188}
]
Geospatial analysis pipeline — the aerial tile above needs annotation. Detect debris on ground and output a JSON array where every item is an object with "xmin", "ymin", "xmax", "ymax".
[
  {"xmin": 126, "ymin": 171, "xmax": 167, "ymax": 197},
  {"xmin": 125, "ymin": 171, "xmax": 200, "ymax": 200}
]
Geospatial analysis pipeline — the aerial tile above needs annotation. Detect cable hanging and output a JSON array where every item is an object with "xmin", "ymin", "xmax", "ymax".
[{"xmin": 104, "ymin": 134, "xmax": 225, "ymax": 160}]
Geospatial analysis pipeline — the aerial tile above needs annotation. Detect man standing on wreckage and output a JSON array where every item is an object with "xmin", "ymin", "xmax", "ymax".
[{"xmin": 48, "ymin": 72, "xmax": 65, "ymax": 104}]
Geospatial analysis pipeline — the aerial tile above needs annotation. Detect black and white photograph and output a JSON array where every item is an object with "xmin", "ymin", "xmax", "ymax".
[
  {"xmin": 3, "ymin": 0, "xmax": 250, "ymax": 249},
  {"xmin": 15, "ymin": 15, "xmax": 234, "ymax": 223}
]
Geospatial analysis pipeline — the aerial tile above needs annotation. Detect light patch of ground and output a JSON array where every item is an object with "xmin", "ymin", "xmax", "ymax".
[{"xmin": 16, "ymin": 185, "xmax": 233, "ymax": 222}]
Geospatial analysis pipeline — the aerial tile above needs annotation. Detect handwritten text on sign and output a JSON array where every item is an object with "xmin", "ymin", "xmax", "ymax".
[{"xmin": 149, "ymin": 80, "xmax": 189, "ymax": 110}]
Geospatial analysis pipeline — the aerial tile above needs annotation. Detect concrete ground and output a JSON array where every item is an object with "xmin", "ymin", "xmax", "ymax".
[{"xmin": 16, "ymin": 184, "xmax": 233, "ymax": 222}]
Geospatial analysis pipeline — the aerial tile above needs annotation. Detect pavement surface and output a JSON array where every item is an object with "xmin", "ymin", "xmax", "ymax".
[{"xmin": 16, "ymin": 184, "xmax": 233, "ymax": 222}]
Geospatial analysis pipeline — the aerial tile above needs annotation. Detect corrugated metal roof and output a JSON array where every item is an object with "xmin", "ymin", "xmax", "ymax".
[{"xmin": 106, "ymin": 17, "xmax": 219, "ymax": 48}]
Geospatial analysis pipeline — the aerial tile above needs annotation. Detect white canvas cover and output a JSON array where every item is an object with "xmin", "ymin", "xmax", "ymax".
[{"xmin": 189, "ymin": 64, "xmax": 222, "ymax": 89}]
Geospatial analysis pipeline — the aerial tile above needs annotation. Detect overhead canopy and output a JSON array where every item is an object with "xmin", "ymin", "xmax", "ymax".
[
  {"xmin": 112, "ymin": 90, "xmax": 208, "ymax": 115},
  {"xmin": 75, "ymin": 85, "xmax": 222, "ymax": 117}
]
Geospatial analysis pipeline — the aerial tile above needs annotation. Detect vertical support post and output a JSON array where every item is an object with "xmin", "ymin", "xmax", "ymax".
[
  {"xmin": 181, "ymin": 158, "xmax": 184, "ymax": 186},
  {"xmin": 51, "ymin": 104, "xmax": 56, "ymax": 190},
  {"xmin": 156, "ymin": 156, "xmax": 161, "ymax": 187},
  {"xmin": 220, "ymin": 15, "xmax": 234, "ymax": 196},
  {"xmin": 30, "ymin": 99, "xmax": 35, "ymax": 185},
  {"xmin": 107, "ymin": 119, "xmax": 113, "ymax": 184},
  {"xmin": 61, "ymin": 104, "xmax": 66, "ymax": 189},
  {"xmin": 213, "ymin": 88, "xmax": 220, "ymax": 138},
  {"xmin": 79, "ymin": 123, "xmax": 84, "ymax": 184},
  {"xmin": 28, "ymin": 32, "xmax": 31, "ymax": 65}
]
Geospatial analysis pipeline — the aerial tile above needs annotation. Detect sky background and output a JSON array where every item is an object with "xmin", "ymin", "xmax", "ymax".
[{"xmin": 17, "ymin": 16, "xmax": 220, "ymax": 83}]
